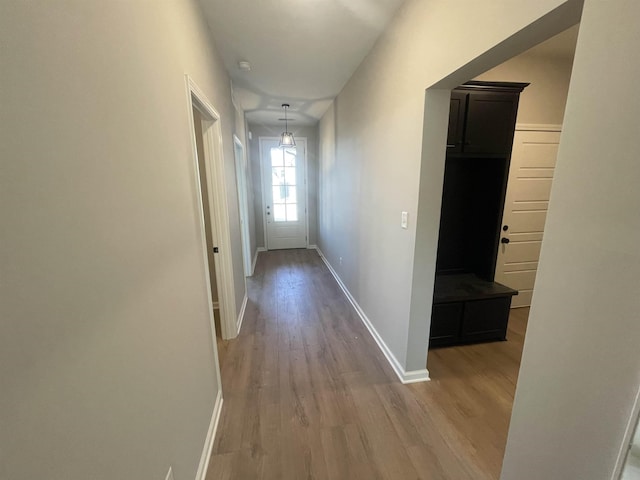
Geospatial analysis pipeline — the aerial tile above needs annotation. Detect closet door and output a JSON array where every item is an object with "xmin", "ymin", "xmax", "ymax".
[{"xmin": 464, "ymin": 91, "xmax": 519, "ymax": 154}]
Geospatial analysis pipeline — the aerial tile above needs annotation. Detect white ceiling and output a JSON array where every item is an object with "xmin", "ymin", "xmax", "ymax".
[
  {"xmin": 198, "ymin": 1, "xmax": 579, "ymax": 128},
  {"xmin": 198, "ymin": 0, "xmax": 407, "ymax": 126}
]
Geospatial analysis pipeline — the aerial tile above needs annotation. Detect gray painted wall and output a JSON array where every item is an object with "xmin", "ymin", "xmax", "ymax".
[
  {"xmin": 317, "ymin": 0, "xmax": 579, "ymax": 373},
  {"xmin": 475, "ymin": 29, "xmax": 577, "ymax": 126},
  {"xmin": 0, "ymin": 1, "xmax": 244, "ymax": 479},
  {"xmin": 233, "ymin": 103, "xmax": 258, "ymax": 271},
  {"xmin": 501, "ymin": 0, "xmax": 640, "ymax": 477},
  {"xmin": 248, "ymin": 123, "xmax": 319, "ymax": 248}
]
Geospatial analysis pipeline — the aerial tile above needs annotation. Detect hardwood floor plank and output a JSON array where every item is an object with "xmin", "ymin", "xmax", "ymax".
[{"xmin": 209, "ymin": 249, "xmax": 529, "ymax": 479}]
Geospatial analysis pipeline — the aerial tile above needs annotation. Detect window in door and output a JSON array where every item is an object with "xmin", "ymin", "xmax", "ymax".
[{"xmin": 270, "ymin": 146, "xmax": 298, "ymax": 222}]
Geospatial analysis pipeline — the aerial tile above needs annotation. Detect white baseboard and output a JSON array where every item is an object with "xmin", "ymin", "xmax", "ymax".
[
  {"xmin": 252, "ymin": 247, "xmax": 266, "ymax": 275},
  {"xmin": 195, "ymin": 390, "xmax": 223, "ymax": 480},
  {"xmin": 307, "ymin": 244, "xmax": 318, "ymax": 250},
  {"xmin": 236, "ymin": 293, "xmax": 248, "ymax": 335},
  {"xmin": 312, "ymin": 246, "xmax": 429, "ymax": 384}
]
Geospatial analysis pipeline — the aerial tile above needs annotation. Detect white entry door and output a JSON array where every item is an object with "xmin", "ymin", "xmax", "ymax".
[
  {"xmin": 495, "ymin": 129, "xmax": 561, "ymax": 307},
  {"xmin": 260, "ymin": 137, "xmax": 307, "ymax": 249}
]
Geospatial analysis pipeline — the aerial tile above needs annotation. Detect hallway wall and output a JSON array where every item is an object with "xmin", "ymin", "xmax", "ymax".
[
  {"xmin": 0, "ymin": 1, "xmax": 243, "ymax": 479},
  {"xmin": 501, "ymin": 0, "xmax": 640, "ymax": 477},
  {"xmin": 233, "ymin": 103, "xmax": 258, "ymax": 266},
  {"xmin": 475, "ymin": 26, "xmax": 577, "ymax": 126},
  {"xmin": 317, "ymin": 0, "xmax": 580, "ymax": 374}
]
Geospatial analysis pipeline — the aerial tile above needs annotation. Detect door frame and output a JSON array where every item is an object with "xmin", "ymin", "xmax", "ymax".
[
  {"xmin": 494, "ymin": 124, "xmax": 562, "ymax": 307},
  {"xmin": 233, "ymin": 134, "xmax": 252, "ymax": 276},
  {"xmin": 612, "ymin": 384, "xmax": 640, "ymax": 480},
  {"xmin": 258, "ymin": 136, "xmax": 309, "ymax": 250},
  {"xmin": 185, "ymin": 75, "xmax": 238, "ymax": 341}
]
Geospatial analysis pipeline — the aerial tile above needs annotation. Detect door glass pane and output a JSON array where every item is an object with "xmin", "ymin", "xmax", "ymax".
[
  {"xmin": 269, "ymin": 146, "xmax": 299, "ymax": 223},
  {"xmin": 272, "ymin": 186, "xmax": 285, "ymax": 204},
  {"xmin": 284, "ymin": 148, "xmax": 296, "ymax": 166},
  {"xmin": 270, "ymin": 148, "xmax": 284, "ymax": 167},
  {"xmin": 273, "ymin": 204, "xmax": 286, "ymax": 221},
  {"xmin": 286, "ymin": 204, "xmax": 298, "ymax": 221},
  {"xmin": 273, "ymin": 185, "xmax": 296, "ymax": 204},
  {"xmin": 284, "ymin": 167, "xmax": 296, "ymax": 185},
  {"xmin": 285, "ymin": 186, "xmax": 297, "ymax": 204},
  {"xmin": 272, "ymin": 167, "xmax": 284, "ymax": 185}
]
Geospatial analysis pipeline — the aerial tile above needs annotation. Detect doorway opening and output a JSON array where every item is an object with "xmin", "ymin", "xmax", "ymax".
[
  {"xmin": 259, "ymin": 137, "xmax": 309, "ymax": 250},
  {"xmin": 233, "ymin": 135, "xmax": 253, "ymax": 276},
  {"xmin": 416, "ymin": 22, "xmax": 580, "ymax": 479},
  {"xmin": 186, "ymin": 76, "xmax": 239, "ymax": 352},
  {"xmin": 192, "ymin": 106, "xmax": 223, "ymax": 340},
  {"xmin": 425, "ymin": 22, "xmax": 579, "ymax": 356}
]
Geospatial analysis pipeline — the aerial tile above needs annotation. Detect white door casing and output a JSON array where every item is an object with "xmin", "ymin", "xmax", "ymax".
[
  {"xmin": 233, "ymin": 135, "xmax": 252, "ymax": 276},
  {"xmin": 260, "ymin": 137, "xmax": 308, "ymax": 250},
  {"xmin": 495, "ymin": 127, "xmax": 561, "ymax": 308},
  {"xmin": 186, "ymin": 75, "xmax": 238, "ymax": 340}
]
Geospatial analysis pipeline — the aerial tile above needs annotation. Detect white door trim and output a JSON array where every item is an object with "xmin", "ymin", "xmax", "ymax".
[
  {"xmin": 185, "ymin": 75, "xmax": 238, "ymax": 342},
  {"xmin": 258, "ymin": 136, "xmax": 309, "ymax": 250},
  {"xmin": 233, "ymin": 134, "xmax": 252, "ymax": 276},
  {"xmin": 611, "ymin": 385, "xmax": 640, "ymax": 480}
]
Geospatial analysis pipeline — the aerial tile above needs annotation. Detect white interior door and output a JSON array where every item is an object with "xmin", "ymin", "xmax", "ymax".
[
  {"xmin": 495, "ymin": 128, "xmax": 561, "ymax": 307},
  {"xmin": 260, "ymin": 138, "xmax": 307, "ymax": 250}
]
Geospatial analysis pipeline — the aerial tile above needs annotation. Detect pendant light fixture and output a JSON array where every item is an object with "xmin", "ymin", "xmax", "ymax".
[{"xmin": 278, "ymin": 103, "xmax": 296, "ymax": 148}]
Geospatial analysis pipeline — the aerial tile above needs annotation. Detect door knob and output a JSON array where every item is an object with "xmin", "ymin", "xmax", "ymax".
[{"xmin": 501, "ymin": 237, "xmax": 510, "ymax": 244}]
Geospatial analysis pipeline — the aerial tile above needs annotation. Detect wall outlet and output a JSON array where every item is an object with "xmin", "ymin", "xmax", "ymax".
[
  {"xmin": 401, "ymin": 211, "xmax": 408, "ymax": 229},
  {"xmin": 165, "ymin": 467, "xmax": 174, "ymax": 480},
  {"xmin": 339, "ymin": 256, "xmax": 343, "ymax": 266}
]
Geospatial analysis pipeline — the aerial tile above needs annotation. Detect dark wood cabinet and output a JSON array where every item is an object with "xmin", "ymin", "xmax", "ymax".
[
  {"xmin": 430, "ymin": 274, "xmax": 516, "ymax": 348},
  {"xmin": 446, "ymin": 91, "xmax": 466, "ymax": 153},
  {"xmin": 445, "ymin": 81, "xmax": 524, "ymax": 156},
  {"xmin": 430, "ymin": 81, "xmax": 527, "ymax": 349}
]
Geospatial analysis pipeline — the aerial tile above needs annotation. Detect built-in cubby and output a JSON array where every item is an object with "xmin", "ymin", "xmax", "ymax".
[{"xmin": 429, "ymin": 81, "xmax": 527, "ymax": 349}]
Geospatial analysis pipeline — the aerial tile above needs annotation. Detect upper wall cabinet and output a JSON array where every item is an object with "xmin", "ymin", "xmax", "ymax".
[{"xmin": 446, "ymin": 81, "xmax": 528, "ymax": 156}]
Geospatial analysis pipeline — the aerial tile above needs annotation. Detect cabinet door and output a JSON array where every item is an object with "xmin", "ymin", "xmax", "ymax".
[
  {"xmin": 463, "ymin": 92, "xmax": 519, "ymax": 154},
  {"xmin": 461, "ymin": 297, "xmax": 511, "ymax": 341},
  {"xmin": 446, "ymin": 91, "xmax": 467, "ymax": 153},
  {"xmin": 429, "ymin": 302, "xmax": 463, "ymax": 348}
]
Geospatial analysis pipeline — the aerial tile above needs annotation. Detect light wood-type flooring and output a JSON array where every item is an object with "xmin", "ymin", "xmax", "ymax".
[{"xmin": 209, "ymin": 249, "xmax": 529, "ymax": 480}]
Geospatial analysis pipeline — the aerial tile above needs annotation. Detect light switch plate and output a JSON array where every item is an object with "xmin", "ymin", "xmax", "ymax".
[{"xmin": 401, "ymin": 211, "xmax": 408, "ymax": 229}]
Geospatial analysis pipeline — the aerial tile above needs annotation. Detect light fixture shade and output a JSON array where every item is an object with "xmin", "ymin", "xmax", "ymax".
[
  {"xmin": 279, "ymin": 131, "xmax": 296, "ymax": 147},
  {"xmin": 279, "ymin": 103, "xmax": 296, "ymax": 148}
]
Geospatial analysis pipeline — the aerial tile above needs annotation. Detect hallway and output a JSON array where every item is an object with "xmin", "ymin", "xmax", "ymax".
[{"xmin": 208, "ymin": 249, "xmax": 527, "ymax": 479}]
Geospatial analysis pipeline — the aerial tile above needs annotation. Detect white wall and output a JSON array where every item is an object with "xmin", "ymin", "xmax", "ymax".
[
  {"xmin": 501, "ymin": 0, "xmax": 640, "ymax": 478},
  {"xmin": 248, "ymin": 123, "xmax": 319, "ymax": 248},
  {"xmin": 317, "ymin": 0, "xmax": 581, "ymax": 374},
  {"xmin": 0, "ymin": 1, "xmax": 244, "ymax": 479},
  {"xmin": 475, "ymin": 31, "xmax": 577, "ymax": 126},
  {"xmin": 233, "ymin": 103, "xmax": 258, "ymax": 270}
]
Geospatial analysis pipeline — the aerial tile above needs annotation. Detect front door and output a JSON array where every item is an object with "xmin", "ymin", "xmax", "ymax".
[
  {"xmin": 260, "ymin": 137, "xmax": 307, "ymax": 249},
  {"xmin": 495, "ymin": 129, "xmax": 561, "ymax": 307}
]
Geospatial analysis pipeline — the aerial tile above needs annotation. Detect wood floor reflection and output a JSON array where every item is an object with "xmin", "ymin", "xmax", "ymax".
[{"xmin": 208, "ymin": 249, "xmax": 528, "ymax": 480}]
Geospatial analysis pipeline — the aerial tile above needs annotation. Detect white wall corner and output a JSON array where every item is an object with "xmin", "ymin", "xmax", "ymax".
[
  {"xmin": 236, "ymin": 293, "xmax": 248, "ymax": 335},
  {"xmin": 315, "ymin": 247, "xmax": 430, "ymax": 385},
  {"xmin": 194, "ymin": 390, "xmax": 223, "ymax": 480}
]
